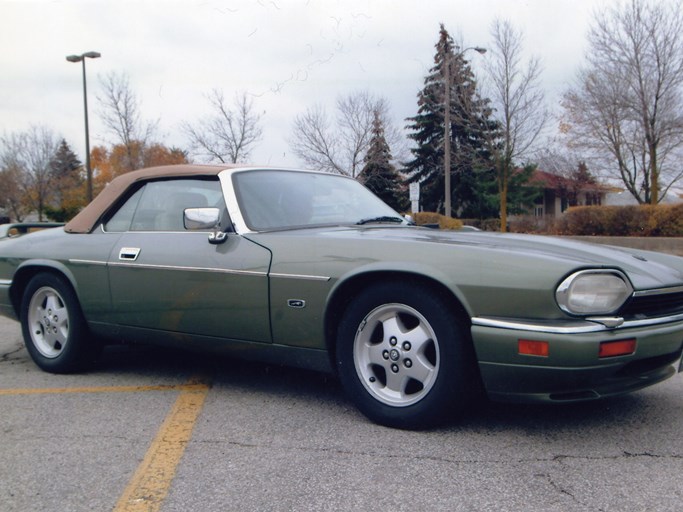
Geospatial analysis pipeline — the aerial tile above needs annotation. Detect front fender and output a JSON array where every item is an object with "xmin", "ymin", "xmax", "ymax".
[{"xmin": 327, "ymin": 260, "xmax": 476, "ymax": 317}]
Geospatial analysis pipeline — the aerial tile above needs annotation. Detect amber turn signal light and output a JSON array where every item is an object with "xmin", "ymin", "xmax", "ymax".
[
  {"xmin": 518, "ymin": 340, "xmax": 549, "ymax": 357},
  {"xmin": 599, "ymin": 339, "xmax": 636, "ymax": 358}
]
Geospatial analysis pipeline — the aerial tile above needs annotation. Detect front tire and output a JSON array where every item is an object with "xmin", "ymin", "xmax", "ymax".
[
  {"xmin": 336, "ymin": 282, "xmax": 475, "ymax": 429},
  {"xmin": 21, "ymin": 273, "xmax": 96, "ymax": 373}
]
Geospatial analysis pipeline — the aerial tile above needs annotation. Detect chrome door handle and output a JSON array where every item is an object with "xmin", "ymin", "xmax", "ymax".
[{"xmin": 119, "ymin": 247, "xmax": 141, "ymax": 261}]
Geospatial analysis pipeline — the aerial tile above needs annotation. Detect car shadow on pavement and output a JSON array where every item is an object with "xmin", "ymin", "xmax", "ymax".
[
  {"xmin": 90, "ymin": 343, "xmax": 681, "ymax": 433},
  {"xmin": 95, "ymin": 342, "xmax": 343, "ymax": 400}
]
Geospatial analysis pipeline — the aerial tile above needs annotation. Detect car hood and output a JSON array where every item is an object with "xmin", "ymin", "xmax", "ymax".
[{"xmin": 316, "ymin": 226, "xmax": 683, "ymax": 291}]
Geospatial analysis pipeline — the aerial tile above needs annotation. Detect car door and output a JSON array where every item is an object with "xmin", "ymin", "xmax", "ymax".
[{"xmin": 103, "ymin": 177, "xmax": 272, "ymax": 343}]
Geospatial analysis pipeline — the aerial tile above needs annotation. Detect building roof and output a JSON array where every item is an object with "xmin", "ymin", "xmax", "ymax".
[{"xmin": 528, "ymin": 169, "xmax": 608, "ymax": 193}]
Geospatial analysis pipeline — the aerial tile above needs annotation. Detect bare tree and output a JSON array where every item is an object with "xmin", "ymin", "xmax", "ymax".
[
  {"xmin": 0, "ymin": 163, "xmax": 27, "ymax": 221},
  {"xmin": 291, "ymin": 104, "xmax": 342, "ymax": 173},
  {"xmin": 182, "ymin": 90, "xmax": 263, "ymax": 164},
  {"xmin": 0, "ymin": 126, "xmax": 60, "ymax": 221},
  {"xmin": 97, "ymin": 72, "xmax": 158, "ymax": 172},
  {"xmin": 562, "ymin": 0, "xmax": 683, "ymax": 204},
  {"xmin": 479, "ymin": 18, "xmax": 547, "ymax": 231},
  {"xmin": 536, "ymin": 146, "xmax": 584, "ymax": 178},
  {"xmin": 290, "ymin": 90, "xmax": 404, "ymax": 178}
]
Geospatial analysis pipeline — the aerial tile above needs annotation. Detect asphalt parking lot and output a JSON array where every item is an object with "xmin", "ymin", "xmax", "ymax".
[{"xmin": 1, "ymin": 314, "xmax": 682, "ymax": 512}]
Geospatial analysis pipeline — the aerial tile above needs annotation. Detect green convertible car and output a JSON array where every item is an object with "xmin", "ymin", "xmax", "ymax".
[{"xmin": 1, "ymin": 164, "xmax": 682, "ymax": 428}]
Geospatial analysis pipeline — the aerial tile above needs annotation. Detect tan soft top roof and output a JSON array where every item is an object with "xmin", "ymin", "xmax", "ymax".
[{"xmin": 65, "ymin": 164, "xmax": 233, "ymax": 233}]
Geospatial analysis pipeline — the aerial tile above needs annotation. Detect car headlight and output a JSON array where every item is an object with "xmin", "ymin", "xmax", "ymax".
[{"xmin": 556, "ymin": 270, "xmax": 633, "ymax": 315}]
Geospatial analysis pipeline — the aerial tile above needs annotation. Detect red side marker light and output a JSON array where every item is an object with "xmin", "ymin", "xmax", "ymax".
[
  {"xmin": 599, "ymin": 339, "xmax": 636, "ymax": 358},
  {"xmin": 518, "ymin": 340, "xmax": 549, "ymax": 357}
]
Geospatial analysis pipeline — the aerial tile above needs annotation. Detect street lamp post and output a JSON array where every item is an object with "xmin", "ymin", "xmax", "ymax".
[
  {"xmin": 66, "ymin": 51, "xmax": 101, "ymax": 202},
  {"xmin": 443, "ymin": 46, "xmax": 486, "ymax": 218}
]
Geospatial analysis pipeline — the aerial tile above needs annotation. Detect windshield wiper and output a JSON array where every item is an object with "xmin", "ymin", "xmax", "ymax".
[{"xmin": 356, "ymin": 216, "xmax": 405, "ymax": 225}]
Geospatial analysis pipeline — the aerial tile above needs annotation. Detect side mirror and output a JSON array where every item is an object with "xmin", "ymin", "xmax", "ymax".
[
  {"xmin": 184, "ymin": 207, "xmax": 228, "ymax": 244},
  {"xmin": 184, "ymin": 208, "xmax": 220, "ymax": 230}
]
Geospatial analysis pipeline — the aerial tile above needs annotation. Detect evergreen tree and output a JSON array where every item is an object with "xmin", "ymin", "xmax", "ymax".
[
  {"xmin": 567, "ymin": 161, "xmax": 599, "ymax": 207},
  {"xmin": 46, "ymin": 139, "xmax": 84, "ymax": 222},
  {"xmin": 405, "ymin": 24, "xmax": 499, "ymax": 217},
  {"xmin": 508, "ymin": 164, "xmax": 542, "ymax": 215},
  {"xmin": 359, "ymin": 112, "xmax": 409, "ymax": 212},
  {"xmin": 51, "ymin": 139, "xmax": 82, "ymax": 179}
]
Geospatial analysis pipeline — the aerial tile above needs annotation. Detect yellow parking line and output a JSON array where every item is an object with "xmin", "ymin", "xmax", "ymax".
[
  {"xmin": 113, "ymin": 378, "xmax": 211, "ymax": 512},
  {"xmin": 0, "ymin": 376, "xmax": 211, "ymax": 511}
]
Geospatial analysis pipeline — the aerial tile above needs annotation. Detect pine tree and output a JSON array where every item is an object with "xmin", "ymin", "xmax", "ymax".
[
  {"xmin": 51, "ymin": 139, "xmax": 81, "ymax": 178},
  {"xmin": 405, "ymin": 24, "xmax": 499, "ymax": 217},
  {"xmin": 567, "ymin": 161, "xmax": 599, "ymax": 207},
  {"xmin": 46, "ymin": 139, "xmax": 84, "ymax": 221},
  {"xmin": 507, "ymin": 164, "xmax": 542, "ymax": 215},
  {"xmin": 359, "ymin": 112, "xmax": 409, "ymax": 212}
]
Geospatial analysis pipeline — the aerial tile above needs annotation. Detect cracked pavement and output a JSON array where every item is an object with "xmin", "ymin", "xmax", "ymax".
[{"xmin": 1, "ymin": 314, "xmax": 682, "ymax": 511}]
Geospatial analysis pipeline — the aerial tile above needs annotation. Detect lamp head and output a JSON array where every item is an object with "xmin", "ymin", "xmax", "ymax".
[{"xmin": 66, "ymin": 52, "xmax": 101, "ymax": 63}]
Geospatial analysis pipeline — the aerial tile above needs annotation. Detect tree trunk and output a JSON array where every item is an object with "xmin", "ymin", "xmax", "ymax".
[{"xmin": 498, "ymin": 159, "xmax": 509, "ymax": 232}]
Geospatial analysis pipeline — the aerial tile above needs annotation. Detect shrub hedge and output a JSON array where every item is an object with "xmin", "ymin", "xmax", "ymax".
[
  {"xmin": 460, "ymin": 218, "xmax": 502, "ymax": 232},
  {"xmin": 418, "ymin": 204, "xmax": 683, "ymax": 236},
  {"xmin": 412, "ymin": 212, "xmax": 464, "ymax": 230},
  {"xmin": 552, "ymin": 204, "xmax": 683, "ymax": 237}
]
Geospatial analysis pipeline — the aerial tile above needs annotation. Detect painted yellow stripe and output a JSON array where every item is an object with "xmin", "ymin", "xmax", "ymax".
[
  {"xmin": 0, "ymin": 383, "xmax": 207, "ymax": 396},
  {"xmin": 0, "ymin": 377, "xmax": 211, "ymax": 510},
  {"xmin": 113, "ymin": 378, "xmax": 211, "ymax": 512}
]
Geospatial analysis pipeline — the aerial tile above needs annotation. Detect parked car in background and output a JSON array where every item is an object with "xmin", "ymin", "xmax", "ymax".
[
  {"xmin": 0, "ymin": 223, "xmax": 64, "ymax": 240},
  {"xmin": 0, "ymin": 165, "xmax": 682, "ymax": 428}
]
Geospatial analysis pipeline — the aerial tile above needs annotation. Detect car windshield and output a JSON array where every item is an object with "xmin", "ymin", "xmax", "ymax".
[{"xmin": 233, "ymin": 170, "xmax": 405, "ymax": 231}]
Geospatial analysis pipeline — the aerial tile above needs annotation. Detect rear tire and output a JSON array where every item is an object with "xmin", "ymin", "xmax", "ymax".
[
  {"xmin": 335, "ymin": 282, "xmax": 475, "ymax": 429},
  {"xmin": 21, "ymin": 273, "xmax": 97, "ymax": 373}
]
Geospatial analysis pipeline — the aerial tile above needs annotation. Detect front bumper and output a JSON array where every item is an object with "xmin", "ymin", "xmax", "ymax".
[{"xmin": 471, "ymin": 315, "xmax": 683, "ymax": 403}]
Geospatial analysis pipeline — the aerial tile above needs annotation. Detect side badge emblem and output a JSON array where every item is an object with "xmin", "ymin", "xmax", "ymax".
[{"xmin": 288, "ymin": 299, "xmax": 306, "ymax": 309}]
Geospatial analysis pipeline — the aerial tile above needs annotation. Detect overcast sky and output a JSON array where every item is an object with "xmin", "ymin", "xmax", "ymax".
[{"xmin": 1, "ymin": 0, "xmax": 616, "ymax": 168}]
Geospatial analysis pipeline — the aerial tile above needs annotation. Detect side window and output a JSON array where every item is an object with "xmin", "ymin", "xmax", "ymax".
[
  {"xmin": 103, "ymin": 178, "xmax": 226, "ymax": 233},
  {"xmin": 103, "ymin": 187, "xmax": 144, "ymax": 232}
]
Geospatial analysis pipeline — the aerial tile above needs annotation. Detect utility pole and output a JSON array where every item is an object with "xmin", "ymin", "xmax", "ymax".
[{"xmin": 66, "ymin": 51, "xmax": 101, "ymax": 202}]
